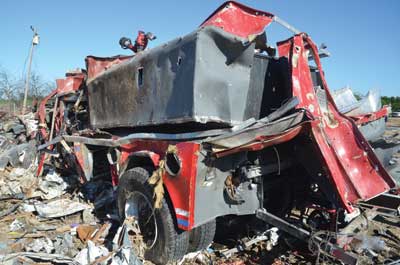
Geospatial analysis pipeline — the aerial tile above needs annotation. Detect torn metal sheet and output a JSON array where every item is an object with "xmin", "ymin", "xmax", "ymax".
[
  {"xmin": 332, "ymin": 87, "xmax": 388, "ymax": 142},
  {"xmin": 86, "ymin": 55, "xmax": 133, "ymax": 80},
  {"xmin": 204, "ymin": 111, "xmax": 305, "ymax": 150},
  {"xmin": 332, "ymin": 87, "xmax": 382, "ymax": 116},
  {"xmin": 37, "ymin": 120, "xmax": 257, "ymax": 150},
  {"xmin": 200, "ymin": 1, "xmax": 274, "ymax": 38},
  {"xmin": 332, "ymin": 87, "xmax": 362, "ymax": 114},
  {"xmin": 278, "ymin": 34, "xmax": 395, "ymax": 210},
  {"xmin": 347, "ymin": 89, "xmax": 382, "ymax": 116}
]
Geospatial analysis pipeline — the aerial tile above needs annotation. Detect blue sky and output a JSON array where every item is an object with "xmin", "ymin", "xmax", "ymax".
[{"xmin": 1, "ymin": 0, "xmax": 399, "ymax": 96}]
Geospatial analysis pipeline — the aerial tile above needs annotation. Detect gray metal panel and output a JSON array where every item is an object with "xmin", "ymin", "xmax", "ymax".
[
  {"xmin": 346, "ymin": 89, "xmax": 382, "ymax": 116},
  {"xmin": 193, "ymin": 151, "xmax": 259, "ymax": 227},
  {"xmin": 192, "ymin": 27, "xmax": 255, "ymax": 123},
  {"xmin": 358, "ymin": 117, "xmax": 386, "ymax": 142},
  {"xmin": 88, "ymin": 31, "xmax": 197, "ymax": 129},
  {"xmin": 87, "ymin": 26, "xmax": 257, "ymax": 130},
  {"xmin": 331, "ymin": 87, "xmax": 361, "ymax": 114},
  {"xmin": 245, "ymin": 54, "xmax": 269, "ymax": 119}
]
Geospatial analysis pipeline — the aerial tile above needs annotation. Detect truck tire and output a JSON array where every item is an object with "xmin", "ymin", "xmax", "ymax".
[
  {"xmin": 117, "ymin": 167, "xmax": 189, "ymax": 264},
  {"xmin": 187, "ymin": 219, "xmax": 216, "ymax": 253}
]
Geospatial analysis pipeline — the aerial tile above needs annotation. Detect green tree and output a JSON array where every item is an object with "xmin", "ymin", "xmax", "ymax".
[{"xmin": 382, "ymin": 96, "xmax": 400, "ymax": 111}]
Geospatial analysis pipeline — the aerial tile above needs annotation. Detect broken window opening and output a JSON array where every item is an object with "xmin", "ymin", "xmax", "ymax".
[{"xmin": 137, "ymin": 67, "xmax": 144, "ymax": 87}]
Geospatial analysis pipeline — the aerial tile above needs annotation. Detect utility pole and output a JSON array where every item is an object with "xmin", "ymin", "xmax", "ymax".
[{"xmin": 22, "ymin": 26, "xmax": 39, "ymax": 114}]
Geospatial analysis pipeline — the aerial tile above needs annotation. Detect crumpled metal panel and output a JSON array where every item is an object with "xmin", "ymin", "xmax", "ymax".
[
  {"xmin": 85, "ymin": 55, "xmax": 133, "ymax": 80},
  {"xmin": 347, "ymin": 89, "xmax": 382, "ymax": 116},
  {"xmin": 332, "ymin": 88, "xmax": 386, "ymax": 142},
  {"xmin": 204, "ymin": 111, "xmax": 305, "ymax": 150},
  {"xmin": 56, "ymin": 73, "xmax": 85, "ymax": 96},
  {"xmin": 201, "ymin": 1, "xmax": 274, "ymax": 38},
  {"xmin": 278, "ymin": 35, "xmax": 395, "ymax": 212},
  {"xmin": 87, "ymin": 26, "xmax": 258, "ymax": 129},
  {"xmin": 331, "ymin": 87, "xmax": 361, "ymax": 114},
  {"xmin": 332, "ymin": 87, "xmax": 382, "ymax": 115}
]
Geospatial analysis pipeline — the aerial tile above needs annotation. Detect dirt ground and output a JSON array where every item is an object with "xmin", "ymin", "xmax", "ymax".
[{"xmin": 386, "ymin": 117, "xmax": 400, "ymax": 128}]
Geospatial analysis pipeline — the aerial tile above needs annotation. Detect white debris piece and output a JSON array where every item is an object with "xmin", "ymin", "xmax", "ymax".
[
  {"xmin": 19, "ymin": 113, "xmax": 39, "ymax": 135},
  {"xmin": 9, "ymin": 219, "xmax": 24, "ymax": 231},
  {"xmin": 8, "ymin": 167, "xmax": 26, "ymax": 178},
  {"xmin": 178, "ymin": 251, "xmax": 208, "ymax": 265},
  {"xmin": 74, "ymin": 240, "xmax": 109, "ymax": 265},
  {"xmin": 0, "ymin": 167, "xmax": 40, "ymax": 198},
  {"xmin": 39, "ymin": 170, "xmax": 68, "ymax": 200},
  {"xmin": 22, "ymin": 203, "xmax": 36, "ymax": 212},
  {"xmin": 25, "ymin": 237, "xmax": 54, "ymax": 254},
  {"xmin": 34, "ymin": 198, "xmax": 91, "ymax": 218}
]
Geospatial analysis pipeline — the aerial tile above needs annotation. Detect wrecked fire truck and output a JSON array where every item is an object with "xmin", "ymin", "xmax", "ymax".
[{"xmin": 36, "ymin": 2, "xmax": 396, "ymax": 264}]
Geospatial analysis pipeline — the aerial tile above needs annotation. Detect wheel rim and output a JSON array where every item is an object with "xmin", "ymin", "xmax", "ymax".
[{"xmin": 125, "ymin": 191, "xmax": 158, "ymax": 250}]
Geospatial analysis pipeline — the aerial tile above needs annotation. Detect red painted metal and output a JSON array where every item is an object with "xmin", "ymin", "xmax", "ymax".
[
  {"xmin": 278, "ymin": 34, "xmax": 395, "ymax": 212},
  {"xmin": 119, "ymin": 141, "xmax": 200, "ymax": 230},
  {"xmin": 125, "ymin": 31, "xmax": 151, "ymax": 53},
  {"xmin": 201, "ymin": 1, "xmax": 274, "ymax": 38},
  {"xmin": 349, "ymin": 106, "xmax": 388, "ymax": 125},
  {"xmin": 119, "ymin": 141, "xmax": 170, "ymax": 167},
  {"xmin": 164, "ymin": 142, "xmax": 199, "ymax": 230},
  {"xmin": 37, "ymin": 72, "xmax": 84, "ymax": 140},
  {"xmin": 36, "ymin": 153, "xmax": 46, "ymax": 177},
  {"xmin": 56, "ymin": 73, "xmax": 84, "ymax": 96},
  {"xmin": 85, "ymin": 55, "xmax": 132, "ymax": 80},
  {"xmin": 110, "ymin": 164, "xmax": 119, "ymax": 186},
  {"xmin": 73, "ymin": 142, "xmax": 88, "ymax": 183},
  {"xmin": 214, "ymin": 124, "xmax": 307, "ymax": 158},
  {"xmin": 37, "ymin": 89, "xmax": 57, "ymax": 140}
]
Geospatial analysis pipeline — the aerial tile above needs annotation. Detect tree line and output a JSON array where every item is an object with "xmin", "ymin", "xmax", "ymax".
[
  {"xmin": 382, "ymin": 96, "xmax": 400, "ymax": 112},
  {"xmin": 0, "ymin": 66, "xmax": 55, "ymax": 113}
]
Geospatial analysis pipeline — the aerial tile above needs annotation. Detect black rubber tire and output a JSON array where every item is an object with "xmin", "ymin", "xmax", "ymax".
[
  {"xmin": 187, "ymin": 219, "xmax": 216, "ymax": 253},
  {"xmin": 117, "ymin": 167, "xmax": 189, "ymax": 264}
]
